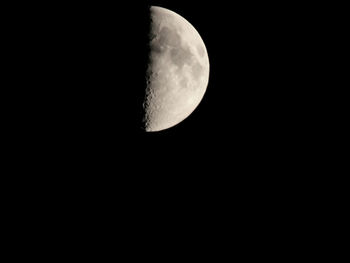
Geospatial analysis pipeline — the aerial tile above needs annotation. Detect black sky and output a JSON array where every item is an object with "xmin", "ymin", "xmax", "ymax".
[{"xmin": 16, "ymin": 0, "xmax": 321, "ymax": 198}]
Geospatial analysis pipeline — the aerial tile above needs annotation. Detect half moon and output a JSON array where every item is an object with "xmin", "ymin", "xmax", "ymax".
[{"xmin": 143, "ymin": 6, "xmax": 210, "ymax": 132}]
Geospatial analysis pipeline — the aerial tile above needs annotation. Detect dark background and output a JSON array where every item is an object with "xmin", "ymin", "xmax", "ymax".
[
  {"xmin": 11, "ymin": 1, "xmax": 324, "ymax": 207},
  {"xmin": 4, "ymin": 1, "xmax": 334, "ymax": 251},
  {"xmin": 15, "ymin": 1, "xmax": 321, "ymax": 178}
]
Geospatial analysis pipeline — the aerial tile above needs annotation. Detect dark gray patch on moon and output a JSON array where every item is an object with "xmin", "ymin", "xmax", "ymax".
[
  {"xmin": 170, "ymin": 46, "xmax": 194, "ymax": 69},
  {"xmin": 150, "ymin": 40, "xmax": 163, "ymax": 53},
  {"xmin": 154, "ymin": 11, "xmax": 173, "ymax": 27},
  {"xmin": 158, "ymin": 26, "xmax": 181, "ymax": 48},
  {"xmin": 150, "ymin": 26, "xmax": 183, "ymax": 55}
]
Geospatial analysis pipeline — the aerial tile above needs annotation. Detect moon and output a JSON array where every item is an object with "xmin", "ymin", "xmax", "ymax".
[{"xmin": 143, "ymin": 6, "xmax": 210, "ymax": 132}]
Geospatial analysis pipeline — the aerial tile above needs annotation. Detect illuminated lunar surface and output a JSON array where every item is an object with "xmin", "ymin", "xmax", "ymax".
[{"xmin": 143, "ymin": 6, "xmax": 210, "ymax": 132}]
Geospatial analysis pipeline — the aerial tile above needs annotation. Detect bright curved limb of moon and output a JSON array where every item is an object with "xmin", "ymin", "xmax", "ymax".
[{"xmin": 143, "ymin": 6, "xmax": 210, "ymax": 132}]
